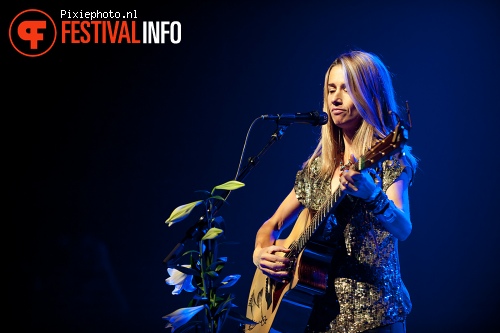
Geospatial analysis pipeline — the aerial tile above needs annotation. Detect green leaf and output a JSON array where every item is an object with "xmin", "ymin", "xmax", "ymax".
[
  {"xmin": 194, "ymin": 190, "xmax": 211, "ymax": 196},
  {"xmin": 208, "ymin": 257, "xmax": 227, "ymax": 271},
  {"xmin": 182, "ymin": 250, "xmax": 198, "ymax": 256},
  {"xmin": 213, "ymin": 295, "xmax": 226, "ymax": 303},
  {"xmin": 165, "ymin": 200, "xmax": 203, "ymax": 226},
  {"xmin": 192, "ymin": 294, "xmax": 208, "ymax": 302},
  {"xmin": 209, "ymin": 195, "xmax": 226, "ymax": 202},
  {"xmin": 208, "ymin": 263, "xmax": 225, "ymax": 273},
  {"xmin": 211, "ymin": 180, "xmax": 245, "ymax": 193},
  {"xmin": 206, "ymin": 270, "xmax": 219, "ymax": 278},
  {"xmin": 201, "ymin": 227, "xmax": 223, "ymax": 240},
  {"xmin": 213, "ymin": 293, "xmax": 235, "ymax": 316},
  {"xmin": 218, "ymin": 274, "xmax": 241, "ymax": 289}
]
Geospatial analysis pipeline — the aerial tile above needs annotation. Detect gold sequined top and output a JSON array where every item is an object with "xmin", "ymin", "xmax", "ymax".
[{"xmin": 294, "ymin": 156, "xmax": 412, "ymax": 333}]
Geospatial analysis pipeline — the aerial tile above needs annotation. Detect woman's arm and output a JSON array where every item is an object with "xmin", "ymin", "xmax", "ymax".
[
  {"xmin": 377, "ymin": 170, "xmax": 412, "ymax": 240},
  {"xmin": 253, "ymin": 188, "xmax": 303, "ymax": 280},
  {"xmin": 341, "ymin": 164, "xmax": 413, "ymax": 241}
]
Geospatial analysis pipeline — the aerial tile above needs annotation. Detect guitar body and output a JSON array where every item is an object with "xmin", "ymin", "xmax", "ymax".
[{"xmin": 245, "ymin": 209, "xmax": 339, "ymax": 333}]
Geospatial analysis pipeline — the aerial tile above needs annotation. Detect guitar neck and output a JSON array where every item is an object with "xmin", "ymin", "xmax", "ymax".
[{"xmin": 286, "ymin": 187, "xmax": 345, "ymax": 258}]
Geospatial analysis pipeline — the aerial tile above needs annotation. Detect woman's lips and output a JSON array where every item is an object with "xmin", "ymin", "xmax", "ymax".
[{"xmin": 331, "ymin": 108, "xmax": 345, "ymax": 115}]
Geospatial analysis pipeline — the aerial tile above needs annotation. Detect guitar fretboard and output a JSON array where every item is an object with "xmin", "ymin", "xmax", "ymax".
[{"xmin": 286, "ymin": 185, "xmax": 345, "ymax": 259}]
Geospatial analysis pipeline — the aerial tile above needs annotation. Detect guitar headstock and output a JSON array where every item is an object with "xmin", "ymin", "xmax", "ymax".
[{"xmin": 356, "ymin": 122, "xmax": 409, "ymax": 170}]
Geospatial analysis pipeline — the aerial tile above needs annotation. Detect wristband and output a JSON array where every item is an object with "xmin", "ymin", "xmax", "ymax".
[
  {"xmin": 365, "ymin": 189, "xmax": 389, "ymax": 214},
  {"xmin": 365, "ymin": 187, "xmax": 381, "ymax": 202},
  {"xmin": 365, "ymin": 189, "xmax": 396, "ymax": 224},
  {"xmin": 375, "ymin": 203, "xmax": 397, "ymax": 224}
]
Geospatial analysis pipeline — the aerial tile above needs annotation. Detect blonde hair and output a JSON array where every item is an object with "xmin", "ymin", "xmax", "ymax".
[{"xmin": 304, "ymin": 50, "xmax": 417, "ymax": 179}]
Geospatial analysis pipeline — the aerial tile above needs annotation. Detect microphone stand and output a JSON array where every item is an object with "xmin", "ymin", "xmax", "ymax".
[{"xmin": 163, "ymin": 124, "xmax": 289, "ymax": 264}]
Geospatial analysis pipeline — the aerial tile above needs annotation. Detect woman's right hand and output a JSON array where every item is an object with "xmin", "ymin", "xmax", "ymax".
[{"xmin": 253, "ymin": 245, "xmax": 291, "ymax": 281}]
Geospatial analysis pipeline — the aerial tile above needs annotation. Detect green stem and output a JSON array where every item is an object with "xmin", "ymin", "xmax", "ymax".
[{"xmin": 201, "ymin": 202, "xmax": 216, "ymax": 332}]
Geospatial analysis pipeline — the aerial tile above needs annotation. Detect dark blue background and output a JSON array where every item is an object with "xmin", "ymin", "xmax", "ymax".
[{"xmin": 7, "ymin": 0, "xmax": 500, "ymax": 332}]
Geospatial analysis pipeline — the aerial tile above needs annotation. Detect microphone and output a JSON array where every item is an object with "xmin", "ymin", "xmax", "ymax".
[{"xmin": 260, "ymin": 111, "xmax": 328, "ymax": 126}]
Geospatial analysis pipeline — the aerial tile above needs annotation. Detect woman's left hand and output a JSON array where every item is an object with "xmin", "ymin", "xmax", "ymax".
[{"xmin": 339, "ymin": 155, "xmax": 379, "ymax": 200}]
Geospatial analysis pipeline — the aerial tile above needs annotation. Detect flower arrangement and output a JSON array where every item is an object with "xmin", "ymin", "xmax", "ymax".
[{"xmin": 162, "ymin": 180, "xmax": 255, "ymax": 333}]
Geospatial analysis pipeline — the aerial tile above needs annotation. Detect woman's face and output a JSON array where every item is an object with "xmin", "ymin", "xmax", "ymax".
[{"xmin": 327, "ymin": 65, "xmax": 362, "ymax": 135}]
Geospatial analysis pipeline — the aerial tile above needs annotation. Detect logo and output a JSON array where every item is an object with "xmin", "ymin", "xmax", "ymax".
[
  {"xmin": 9, "ymin": 9, "xmax": 57, "ymax": 57},
  {"xmin": 10, "ymin": 8, "xmax": 182, "ymax": 57}
]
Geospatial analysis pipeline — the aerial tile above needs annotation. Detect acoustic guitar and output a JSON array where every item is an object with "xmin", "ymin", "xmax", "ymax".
[{"xmin": 245, "ymin": 122, "xmax": 409, "ymax": 333}]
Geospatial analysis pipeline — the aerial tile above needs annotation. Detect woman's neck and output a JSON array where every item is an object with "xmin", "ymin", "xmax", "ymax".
[{"xmin": 342, "ymin": 135, "xmax": 354, "ymax": 163}]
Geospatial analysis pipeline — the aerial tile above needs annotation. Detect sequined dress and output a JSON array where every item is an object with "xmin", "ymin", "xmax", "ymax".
[{"xmin": 294, "ymin": 156, "xmax": 412, "ymax": 333}]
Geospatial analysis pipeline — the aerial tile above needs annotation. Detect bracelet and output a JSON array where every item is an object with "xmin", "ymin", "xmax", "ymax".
[
  {"xmin": 365, "ymin": 189, "xmax": 390, "ymax": 215},
  {"xmin": 365, "ymin": 189, "xmax": 397, "ymax": 224}
]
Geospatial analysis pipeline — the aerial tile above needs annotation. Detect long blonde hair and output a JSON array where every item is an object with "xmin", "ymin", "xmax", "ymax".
[{"xmin": 304, "ymin": 50, "xmax": 417, "ymax": 179}]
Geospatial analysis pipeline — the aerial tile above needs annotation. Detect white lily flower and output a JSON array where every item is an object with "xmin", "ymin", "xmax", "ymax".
[
  {"xmin": 166, "ymin": 265, "xmax": 196, "ymax": 295},
  {"xmin": 163, "ymin": 305, "xmax": 204, "ymax": 332}
]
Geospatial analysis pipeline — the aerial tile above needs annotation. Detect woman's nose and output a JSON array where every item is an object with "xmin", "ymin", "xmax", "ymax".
[{"xmin": 332, "ymin": 97, "xmax": 342, "ymax": 106}]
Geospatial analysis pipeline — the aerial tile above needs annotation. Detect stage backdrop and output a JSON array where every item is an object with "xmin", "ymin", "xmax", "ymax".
[{"xmin": 7, "ymin": 0, "xmax": 499, "ymax": 332}]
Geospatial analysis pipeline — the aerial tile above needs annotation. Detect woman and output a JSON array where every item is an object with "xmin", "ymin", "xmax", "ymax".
[{"xmin": 251, "ymin": 50, "xmax": 417, "ymax": 333}]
